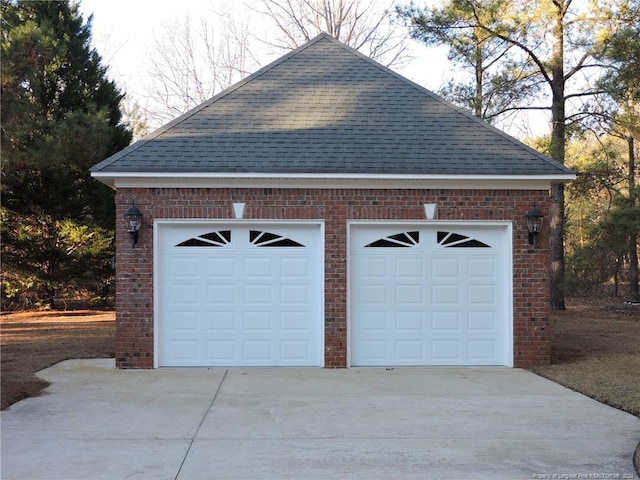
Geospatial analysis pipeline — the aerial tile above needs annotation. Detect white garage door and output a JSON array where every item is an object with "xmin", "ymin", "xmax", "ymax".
[
  {"xmin": 350, "ymin": 224, "xmax": 511, "ymax": 366},
  {"xmin": 157, "ymin": 223, "xmax": 323, "ymax": 367}
]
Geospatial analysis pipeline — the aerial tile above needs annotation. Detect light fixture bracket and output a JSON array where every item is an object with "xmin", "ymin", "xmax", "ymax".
[
  {"xmin": 124, "ymin": 204, "xmax": 143, "ymax": 247},
  {"xmin": 525, "ymin": 202, "xmax": 544, "ymax": 251}
]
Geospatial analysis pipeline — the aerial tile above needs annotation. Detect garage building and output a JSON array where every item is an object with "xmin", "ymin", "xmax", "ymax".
[{"xmin": 91, "ymin": 34, "xmax": 574, "ymax": 368}]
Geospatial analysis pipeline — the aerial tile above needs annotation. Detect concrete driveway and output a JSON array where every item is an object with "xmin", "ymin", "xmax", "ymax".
[{"xmin": 1, "ymin": 359, "xmax": 638, "ymax": 480}]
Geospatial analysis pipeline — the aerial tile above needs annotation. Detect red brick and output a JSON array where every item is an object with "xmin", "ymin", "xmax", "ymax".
[{"xmin": 114, "ymin": 187, "xmax": 551, "ymax": 368}]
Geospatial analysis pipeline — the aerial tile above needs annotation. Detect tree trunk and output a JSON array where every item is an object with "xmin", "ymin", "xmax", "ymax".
[
  {"xmin": 628, "ymin": 135, "xmax": 639, "ymax": 300},
  {"xmin": 550, "ymin": 183, "xmax": 566, "ymax": 309},
  {"xmin": 474, "ymin": 30, "xmax": 483, "ymax": 118},
  {"xmin": 549, "ymin": 0, "xmax": 567, "ymax": 310}
]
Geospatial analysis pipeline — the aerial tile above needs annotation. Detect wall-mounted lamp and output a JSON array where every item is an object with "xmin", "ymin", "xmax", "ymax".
[
  {"xmin": 525, "ymin": 202, "xmax": 544, "ymax": 251},
  {"xmin": 124, "ymin": 204, "xmax": 143, "ymax": 247}
]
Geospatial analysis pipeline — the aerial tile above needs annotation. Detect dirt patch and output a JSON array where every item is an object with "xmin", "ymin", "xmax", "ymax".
[
  {"xmin": 532, "ymin": 298, "xmax": 640, "ymax": 417},
  {"xmin": 1, "ymin": 310, "xmax": 115, "ymax": 410}
]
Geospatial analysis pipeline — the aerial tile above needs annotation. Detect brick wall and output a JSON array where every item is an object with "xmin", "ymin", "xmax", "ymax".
[{"xmin": 115, "ymin": 187, "xmax": 551, "ymax": 368}]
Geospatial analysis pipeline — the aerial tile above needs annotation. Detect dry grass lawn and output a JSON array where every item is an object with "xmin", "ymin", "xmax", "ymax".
[
  {"xmin": 531, "ymin": 298, "xmax": 640, "ymax": 418},
  {"xmin": 1, "ymin": 310, "xmax": 115, "ymax": 410}
]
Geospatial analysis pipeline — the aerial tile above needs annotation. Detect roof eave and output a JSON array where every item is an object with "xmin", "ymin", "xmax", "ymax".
[{"xmin": 91, "ymin": 171, "xmax": 576, "ymax": 190}]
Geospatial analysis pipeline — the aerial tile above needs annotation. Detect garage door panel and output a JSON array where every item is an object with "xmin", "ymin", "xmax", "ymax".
[
  {"xmin": 206, "ymin": 311, "xmax": 235, "ymax": 332},
  {"xmin": 468, "ymin": 257, "xmax": 496, "ymax": 277},
  {"xmin": 244, "ymin": 257, "xmax": 272, "ymax": 276},
  {"xmin": 206, "ymin": 284, "xmax": 235, "ymax": 304},
  {"xmin": 207, "ymin": 257, "xmax": 235, "ymax": 276},
  {"xmin": 432, "ymin": 284, "xmax": 460, "ymax": 304},
  {"xmin": 357, "ymin": 259, "xmax": 388, "ymax": 280},
  {"xmin": 468, "ymin": 340, "xmax": 497, "ymax": 361},
  {"xmin": 432, "ymin": 340, "xmax": 460, "ymax": 361},
  {"xmin": 355, "ymin": 340, "xmax": 387, "ymax": 362},
  {"xmin": 206, "ymin": 341, "xmax": 235, "ymax": 361},
  {"xmin": 243, "ymin": 340, "xmax": 271, "ymax": 361},
  {"xmin": 468, "ymin": 311, "xmax": 497, "ymax": 332},
  {"xmin": 432, "ymin": 311, "xmax": 461, "ymax": 331},
  {"xmin": 243, "ymin": 284, "xmax": 272, "ymax": 304},
  {"xmin": 243, "ymin": 311, "xmax": 272, "ymax": 331},
  {"xmin": 171, "ymin": 257, "xmax": 200, "ymax": 277},
  {"xmin": 168, "ymin": 340, "xmax": 199, "ymax": 362},
  {"xmin": 167, "ymin": 312, "xmax": 199, "ymax": 332},
  {"xmin": 395, "ymin": 340, "xmax": 424, "ymax": 361},
  {"xmin": 158, "ymin": 223, "xmax": 322, "ymax": 367},
  {"xmin": 280, "ymin": 340, "xmax": 311, "ymax": 361},
  {"xmin": 396, "ymin": 257, "xmax": 423, "ymax": 277},
  {"xmin": 280, "ymin": 257, "xmax": 310, "ymax": 277},
  {"xmin": 357, "ymin": 312, "xmax": 387, "ymax": 331},
  {"xmin": 395, "ymin": 311, "xmax": 424, "ymax": 331},
  {"xmin": 168, "ymin": 284, "xmax": 200, "ymax": 304},
  {"xmin": 359, "ymin": 285, "xmax": 388, "ymax": 304},
  {"xmin": 280, "ymin": 284, "xmax": 310, "ymax": 304},
  {"xmin": 468, "ymin": 284, "xmax": 496, "ymax": 304},
  {"xmin": 396, "ymin": 284, "xmax": 424, "ymax": 303},
  {"xmin": 351, "ymin": 224, "xmax": 510, "ymax": 366},
  {"xmin": 432, "ymin": 257, "xmax": 460, "ymax": 277},
  {"xmin": 281, "ymin": 311, "xmax": 310, "ymax": 331}
]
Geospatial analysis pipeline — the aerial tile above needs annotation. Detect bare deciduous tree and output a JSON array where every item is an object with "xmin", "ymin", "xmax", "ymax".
[
  {"xmin": 145, "ymin": 9, "xmax": 256, "ymax": 126},
  {"xmin": 258, "ymin": 0, "xmax": 411, "ymax": 67}
]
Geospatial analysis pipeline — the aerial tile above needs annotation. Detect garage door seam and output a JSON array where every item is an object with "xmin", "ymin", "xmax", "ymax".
[{"xmin": 174, "ymin": 368, "xmax": 228, "ymax": 480}]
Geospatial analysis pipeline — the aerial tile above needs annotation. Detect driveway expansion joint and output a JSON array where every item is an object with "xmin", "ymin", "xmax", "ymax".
[{"xmin": 173, "ymin": 368, "xmax": 228, "ymax": 480}]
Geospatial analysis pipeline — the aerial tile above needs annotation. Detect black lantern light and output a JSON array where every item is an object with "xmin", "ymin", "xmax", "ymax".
[
  {"xmin": 525, "ymin": 202, "xmax": 544, "ymax": 251},
  {"xmin": 124, "ymin": 204, "xmax": 143, "ymax": 247}
]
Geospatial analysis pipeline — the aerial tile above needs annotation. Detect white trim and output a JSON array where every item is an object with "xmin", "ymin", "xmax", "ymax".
[
  {"xmin": 153, "ymin": 219, "xmax": 325, "ymax": 368},
  {"xmin": 348, "ymin": 219, "xmax": 513, "ymax": 227},
  {"xmin": 346, "ymin": 224, "xmax": 352, "ymax": 368},
  {"xmin": 153, "ymin": 225, "xmax": 160, "ymax": 368},
  {"xmin": 95, "ymin": 172, "xmax": 576, "ymax": 180},
  {"xmin": 154, "ymin": 218, "xmax": 324, "ymax": 226},
  {"xmin": 423, "ymin": 203, "xmax": 438, "ymax": 220},
  {"xmin": 232, "ymin": 203, "xmax": 246, "ymax": 219},
  {"xmin": 346, "ymin": 220, "xmax": 513, "ymax": 367},
  {"xmin": 92, "ymin": 172, "xmax": 574, "ymax": 190},
  {"xmin": 504, "ymin": 222, "xmax": 514, "ymax": 367}
]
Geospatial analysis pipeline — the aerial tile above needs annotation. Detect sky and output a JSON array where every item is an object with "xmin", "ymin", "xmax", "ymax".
[{"xmin": 77, "ymin": 0, "xmax": 544, "ymax": 137}]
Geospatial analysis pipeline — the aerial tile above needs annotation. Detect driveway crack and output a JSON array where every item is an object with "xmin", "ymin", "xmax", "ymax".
[{"xmin": 174, "ymin": 368, "xmax": 228, "ymax": 480}]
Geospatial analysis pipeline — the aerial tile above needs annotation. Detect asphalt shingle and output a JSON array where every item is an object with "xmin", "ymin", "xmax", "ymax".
[{"xmin": 91, "ymin": 34, "xmax": 573, "ymax": 176}]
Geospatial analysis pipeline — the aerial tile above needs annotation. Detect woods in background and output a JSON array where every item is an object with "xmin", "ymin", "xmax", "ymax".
[{"xmin": 1, "ymin": 0, "xmax": 637, "ymax": 309}]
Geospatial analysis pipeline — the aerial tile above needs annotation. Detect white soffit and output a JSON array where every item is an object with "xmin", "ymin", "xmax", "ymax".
[{"xmin": 92, "ymin": 172, "xmax": 575, "ymax": 190}]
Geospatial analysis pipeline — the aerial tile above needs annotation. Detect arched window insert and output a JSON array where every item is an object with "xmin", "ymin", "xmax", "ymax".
[
  {"xmin": 365, "ymin": 231, "xmax": 420, "ymax": 248},
  {"xmin": 437, "ymin": 231, "xmax": 491, "ymax": 248},
  {"xmin": 250, "ymin": 230, "xmax": 305, "ymax": 247},
  {"xmin": 176, "ymin": 230, "xmax": 231, "ymax": 247}
]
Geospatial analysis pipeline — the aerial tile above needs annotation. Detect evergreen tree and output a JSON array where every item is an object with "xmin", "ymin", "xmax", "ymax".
[
  {"xmin": 592, "ymin": 1, "xmax": 640, "ymax": 300},
  {"xmin": 397, "ymin": 0, "xmax": 539, "ymax": 121},
  {"xmin": 398, "ymin": 0, "xmax": 635, "ymax": 309},
  {"xmin": 1, "ymin": 0, "xmax": 132, "ymax": 308}
]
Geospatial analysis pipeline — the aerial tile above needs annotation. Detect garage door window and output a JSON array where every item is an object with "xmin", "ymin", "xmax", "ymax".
[
  {"xmin": 365, "ymin": 231, "xmax": 419, "ymax": 248},
  {"xmin": 437, "ymin": 231, "xmax": 490, "ymax": 248},
  {"xmin": 176, "ymin": 230, "xmax": 231, "ymax": 247},
  {"xmin": 250, "ymin": 230, "xmax": 305, "ymax": 247}
]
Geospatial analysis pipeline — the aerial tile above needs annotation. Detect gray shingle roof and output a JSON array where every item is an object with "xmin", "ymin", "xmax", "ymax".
[{"xmin": 91, "ymin": 33, "xmax": 573, "ymax": 177}]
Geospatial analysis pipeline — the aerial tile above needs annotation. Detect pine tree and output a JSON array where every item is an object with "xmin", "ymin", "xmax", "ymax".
[
  {"xmin": 1, "ymin": 0, "xmax": 132, "ymax": 308},
  {"xmin": 398, "ymin": 0, "xmax": 636, "ymax": 308}
]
